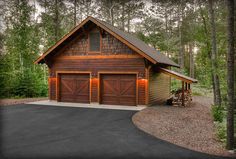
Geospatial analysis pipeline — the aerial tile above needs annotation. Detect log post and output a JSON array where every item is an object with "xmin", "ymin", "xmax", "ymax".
[{"xmin": 182, "ymin": 81, "xmax": 185, "ymax": 106}]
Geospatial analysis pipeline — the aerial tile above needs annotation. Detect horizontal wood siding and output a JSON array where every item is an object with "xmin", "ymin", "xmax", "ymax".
[
  {"xmin": 149, "ymin": 69, "xmax": 170, "ymax": 105},
  {"xmin": 49, "ymin": 78, "xmax": 56, "ymax": 100},
  {"xmin": 138, "ymin": 79, "xmax": 146, "ymax": 105},
  {"xmin": 91, "ymin": 78, "xmax": 98, "ymax": 102}
]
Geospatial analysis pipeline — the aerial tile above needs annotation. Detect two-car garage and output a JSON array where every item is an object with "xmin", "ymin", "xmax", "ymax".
[{"xmin": 58, "ymin": 73, "xmax": 137, "ymax": 106}]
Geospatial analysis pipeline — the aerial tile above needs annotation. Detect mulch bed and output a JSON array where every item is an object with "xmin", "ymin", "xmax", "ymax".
[
  {"xmin": 132, "ymin": 96, "xmax": 235, "ymax": 157},
  {"xmin": 0, "ymin": 97, "xmax": 48, "ymax": 106}
]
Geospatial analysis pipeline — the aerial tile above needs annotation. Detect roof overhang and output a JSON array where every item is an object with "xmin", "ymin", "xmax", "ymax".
[{"xmin": 159, "ymin": 68, "xmax": 198, "ymax": 83}]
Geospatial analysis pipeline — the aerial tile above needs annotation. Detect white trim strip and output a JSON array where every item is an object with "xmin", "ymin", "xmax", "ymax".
[{"xmin": 27, "ymin": 100, "xmax": 146, "ymax": 111}]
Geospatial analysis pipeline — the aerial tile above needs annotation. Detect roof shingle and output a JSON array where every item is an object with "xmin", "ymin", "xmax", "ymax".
[{"xmin": 95, "ymin": 18, "xmax": 179, "ymax": 67}]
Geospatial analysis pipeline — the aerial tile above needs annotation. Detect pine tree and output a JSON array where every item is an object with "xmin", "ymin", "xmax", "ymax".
[
  {"xmin": 208, "ymin": 0, "xmax": 222, "ymax": 106},
  {"xmin": 226, "ymin": 0, "xmax": 235, "ymax": 150}
]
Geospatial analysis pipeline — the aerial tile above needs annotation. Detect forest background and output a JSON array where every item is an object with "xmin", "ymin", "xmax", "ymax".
[{"xmin": 0, "ymin": 0, "xmax": 235, "ymax": 149}]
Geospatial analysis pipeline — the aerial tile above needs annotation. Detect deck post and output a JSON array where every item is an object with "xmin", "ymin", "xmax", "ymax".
[{"xmin": 182, "ymin": 81, "xmax": 185, "ymax": 106}]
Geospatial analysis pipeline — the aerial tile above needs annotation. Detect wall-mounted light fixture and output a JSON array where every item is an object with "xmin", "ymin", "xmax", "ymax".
[
  {"xmin": 138, "ymin": 72, "xmax": 145, "ymax": 79},
  {"xmin": 91, "ymin": 72, "xmax": 97, "ymax": 78}
]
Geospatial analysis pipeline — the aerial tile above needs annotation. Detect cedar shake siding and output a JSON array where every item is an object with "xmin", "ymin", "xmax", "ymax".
[{"xmin": 149, "ymin": 68, "xmax": 171, "ymax": 105}]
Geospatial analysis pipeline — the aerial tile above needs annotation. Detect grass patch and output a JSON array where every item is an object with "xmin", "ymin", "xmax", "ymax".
[{"xmin": 192, "ymin": 84, "xmax": 213, "ymax": 97}]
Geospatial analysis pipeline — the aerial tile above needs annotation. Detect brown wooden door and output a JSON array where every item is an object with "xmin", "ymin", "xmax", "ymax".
[
  {"xmin": 100, "ymin": 74, "xmax": 136, "ymax": 106},
  {"xmin": 59, "ymin": 74, "xmax": 90, "ymax": 103}
]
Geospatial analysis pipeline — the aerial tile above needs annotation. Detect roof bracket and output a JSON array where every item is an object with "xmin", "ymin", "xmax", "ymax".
[{"xmin": 144, "ymin": 58, "xmax": 151, "ymax": 69}]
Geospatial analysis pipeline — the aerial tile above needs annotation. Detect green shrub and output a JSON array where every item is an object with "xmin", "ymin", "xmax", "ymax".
[
  {"xmin": 216, "ymin": 122, "xmax": 226, "ymax": 142},
  {"xmin": 13, "ymin": 69, "xmax": 48, "ymax": 98},
  {"xmin": 211, "ymin": 105, "xmax": 224, "ymax": 123}
]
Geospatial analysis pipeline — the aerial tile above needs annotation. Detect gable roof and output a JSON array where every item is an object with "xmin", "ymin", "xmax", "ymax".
[{"xmin": 35, "ymin": 16, "xmax": 179, "ymax": 67}]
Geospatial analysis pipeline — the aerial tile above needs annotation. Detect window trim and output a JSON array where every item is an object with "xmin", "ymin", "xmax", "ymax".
[{"xmin": 88, "ymin": 30, "xmax": 102, "ymax": 53}]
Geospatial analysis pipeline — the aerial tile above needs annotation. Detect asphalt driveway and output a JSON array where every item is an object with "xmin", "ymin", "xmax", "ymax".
[{"xmin": 0, "ymin": 104, "xmax": 231, "ymax": 159}]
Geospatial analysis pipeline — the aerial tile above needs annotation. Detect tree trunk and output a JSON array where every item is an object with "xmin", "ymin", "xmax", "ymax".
[
  {"xmin": 108, "ymin": 0, "xmax": 114, "ymax": 26},
  {"xmin": 234, "ymin": 0, "xmax": 236, "ymax": 112},
  {"xmin": 164, "ymin": 5, "xmax": 170, "ymax": 57},
  {"xmin": 226, "ymin": 0, "xmax": 235, "ymax": 150},
  {"xmin": 189, "ymin": 43, "xmax": 194, "ymax": 78},
  {"xmin": 44, "ymin": 0, "xmax": 47, "ymax": 12},
  {"xmin": 54, "ymin": 0, "xmax": 59, "ymax": 41},
  {"xmin": 178, "ymin": 1, "xmax": 184, "ymax": 70},
  {"xmin": 121, "ymin": 1, "xmax": 125, "ymax": 31},
  {"xmin": 85, "ymin": 0, "xmax": 89, "ymax": 17},
  {"xmin": 78, "ymin": 2, "xmax": 82, "ymax": 23},
  {"xmin": 111, "ymin": 8, "xmax": 114, "ymax": 26},
  {"xmin": 127, "ymin": 9, "xmax": 130, "ymax": 33},
  {"xmin": 74, "ymin": 0, "xmax": 77, "ymax": 26},
  {"xmin": 16, "ymin": 0, "xmax": 24, "ymax": 73},
  {"xmin": 208, "ymin": 0, "xmax": 222, "ymax": 106},
  {"xmin": 199, "ymin": 6, "xmax": 217, "ymax": 104}
]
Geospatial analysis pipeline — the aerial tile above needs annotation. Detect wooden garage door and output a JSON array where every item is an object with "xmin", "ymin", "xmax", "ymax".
[
  {"xmin": 59, "ymin": 74, "xmax": 90, "ymax": 103},
  {"xmin": 100, "ymin": 74, "xmax": 136, "ymax": 106}
]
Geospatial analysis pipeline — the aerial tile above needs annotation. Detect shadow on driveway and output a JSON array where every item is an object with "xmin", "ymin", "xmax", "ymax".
[{"xmin": 0, "ymin": 104, "xmax": 232, "ymax": 159}]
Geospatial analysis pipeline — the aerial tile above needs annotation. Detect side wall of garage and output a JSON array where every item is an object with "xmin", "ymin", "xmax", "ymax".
[{"xmin": 148, "ymin": 68, "xmax": 171, "ymax": 105}]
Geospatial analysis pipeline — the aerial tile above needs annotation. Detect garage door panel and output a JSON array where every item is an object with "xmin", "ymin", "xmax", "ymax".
[
  {"xmin": 119, "ymin": 98, "xmax": 136, "ymax": 106},
  {"xmin": 120, "ymin": 80, "xmax": 136, "ymax": 96},
  {"xmin": 61, "ymin": 79, "xmax": 74, "ymax": 94},
  {"xmin": 101, "ymin": 96, "xmax": 119, "ymax": 105},
  {"xmin": 59, "ymin": 95, "xmax": 75, "ymax": 102},
  {"xmin": 60, "ymin": 74, "xmax": 90, "ymax": 103},
  {"xmin": 75, "ymin": 79, "xmax": 90, "ymax": 95},
  {"xmin": 103, "ymin": 79, "xmax": 119, "ymax": 94},
  {"xmin": 101, "ymin": 74, "xmax": 136, "ymax": 106}
]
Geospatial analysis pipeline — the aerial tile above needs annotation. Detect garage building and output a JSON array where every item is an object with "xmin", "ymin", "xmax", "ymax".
[{"xmin": 35, "ymin": 16, "xmax": 196, "ymax": 106}]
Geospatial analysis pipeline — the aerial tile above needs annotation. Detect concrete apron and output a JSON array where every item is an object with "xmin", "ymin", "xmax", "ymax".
[{"xmin": 27, "ymin": 100, "xmax": 146, "ymax": 111}]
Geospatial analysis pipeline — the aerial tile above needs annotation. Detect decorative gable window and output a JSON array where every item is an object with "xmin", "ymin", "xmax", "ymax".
[{"xmin": 89, "ymin": 32, "xmax": 100, "ymax": 52}]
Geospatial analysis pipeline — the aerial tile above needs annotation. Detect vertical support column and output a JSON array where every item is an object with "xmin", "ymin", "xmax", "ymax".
[
  {"xmin": 56, "ymin": 74, "xmax": 59, "ymax": 102},
  {"xmin": 188, "ymin": 83, "xmax": 192, "ymax": 101},
  {"xmin": 185, "ymin": 82, "xmax": 188, "ymax": 90},
  {"xmin": 182, "ymin": 81, "xmax": 185, "ymax": 106}
]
